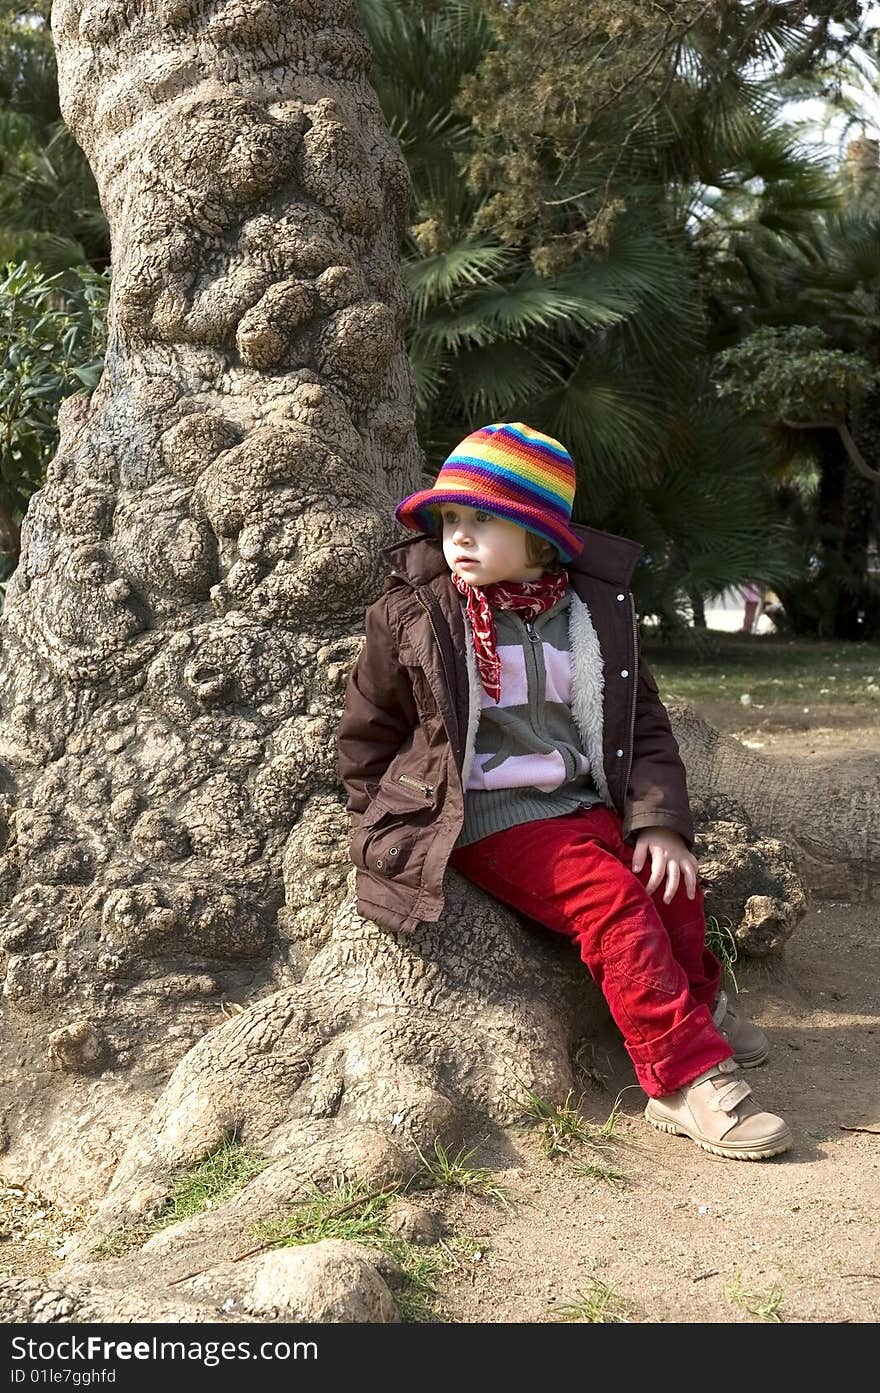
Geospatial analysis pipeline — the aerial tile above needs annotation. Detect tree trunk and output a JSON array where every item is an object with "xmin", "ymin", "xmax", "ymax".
[
  {"xmin": 810, "ymin": 426, "xmax": 847, "ymax": 638},
  {"xmin": 779, "ymin": 426, "xmax": 878, "ymax": 640},
  {"xmin": 671, "ymin": 704, "xmax": 880, "ymax": 903},
  {"xmin": 0, "ymin": 2, "xmax": 871, "ymax": 1323},
  {"xmin": 688, "ymin": 589, "xmax": 706, "ymax": 629},
  {"xmin": 0, "ymin": 0, "xmax": 605, "ymax": 1221},
  {"xmin": 845, "ymin": 387, "xmax": 880, "ymax": 640},
  {"xmin": 836, "ymin": 465, "xmax": 876, "ymax": 639}
]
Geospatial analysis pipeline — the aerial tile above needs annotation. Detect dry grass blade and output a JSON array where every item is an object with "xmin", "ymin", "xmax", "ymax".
[
  {"xmin": 414, "ymin": 1139, "xmax": 511, "ymax": 1205},
  {"xmin": 507, "ymin": 1080, "xmax": 625, "ymax": 1159},
  {"xmin": 554, "ymin": 1276, "xmax": 630, "ymax": 1323},
  {"xmin": 726, "ymin": 1271, "xmax": 785, "ymax": 1322}
]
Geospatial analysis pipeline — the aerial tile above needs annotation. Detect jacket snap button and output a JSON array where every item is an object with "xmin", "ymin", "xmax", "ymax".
[
  {"xmin": 620, "ymin": 669, "xmax": 629, "ymax": 678},
  {"xmin": 388, "ymin": 847, "xmax": 399, "ymax": 857},
  {"xmin": 617, "ymin": 593, "xmax": 625, "ymax": 601},
  {"xmin": 616, "ymin": 748, "xmax": 624, "ymax": 757},
  {"xmin": 375, "ymin": 858, "xmax": 384, "ymax": 869}
]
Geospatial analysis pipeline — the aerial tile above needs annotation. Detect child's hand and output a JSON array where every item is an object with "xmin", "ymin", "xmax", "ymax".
[{"xmin": 631, "ymin": 827, "xmax": 699, "ymax": 903}]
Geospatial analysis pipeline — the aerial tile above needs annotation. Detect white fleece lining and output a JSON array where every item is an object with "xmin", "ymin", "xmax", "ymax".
[
  {"xmin": 568, "ymin": 591, "xmax": 612, "ymax": 807},
  {"xmin": 460, "ymin": 589, "xmax": 612, "ymax": 808}
]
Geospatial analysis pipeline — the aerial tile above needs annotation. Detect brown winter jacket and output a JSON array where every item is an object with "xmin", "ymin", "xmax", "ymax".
[{"xmin": 336, "ymin": 523, "xmax": 694, "ymax": 934}]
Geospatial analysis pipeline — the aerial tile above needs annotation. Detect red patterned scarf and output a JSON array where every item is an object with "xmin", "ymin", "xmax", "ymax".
[{"xmin": 452, "ymin": 570, "xmax": 569, "ymax": 703}]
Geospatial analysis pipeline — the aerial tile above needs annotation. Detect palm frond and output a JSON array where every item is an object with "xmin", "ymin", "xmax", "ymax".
[
  {"xmin": 403, "ymin": 240, "xmax": 515, "ymax": 314},
  {"xmin": 405, "ymin": 335, "xmax": 450, "ymax": 412},
  {"xmin": 0, "ymin": 229, "xmax": 86, "ymax": 272},
  {"xmin": 418, "ymin": 279, "xmax": 632, "ymax": 352},
  {"xmin": 0, "ymin": 108, "xmax": 37, "ymax": 157},
  {"xmin": 448, "ymin": 341, "xmax": 562, "ymax": 417}
]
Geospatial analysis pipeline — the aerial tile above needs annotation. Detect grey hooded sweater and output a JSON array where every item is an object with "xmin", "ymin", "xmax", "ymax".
[{"xmin": 456, "ymin": 590, "xmax": 604, "ymax": 847}]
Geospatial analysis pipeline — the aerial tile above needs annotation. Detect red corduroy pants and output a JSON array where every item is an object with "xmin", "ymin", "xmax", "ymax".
[{"xmin": 449, "ymin": 804, "xmax": 732, "ymax": 1097}]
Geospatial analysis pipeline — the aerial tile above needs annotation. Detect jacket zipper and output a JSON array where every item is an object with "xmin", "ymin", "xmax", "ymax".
[
  {"xmin": 414, "ymin": 586, "xmax": 463, "ymax": 760},
  {"xmin": 523, "ymin": 619, "xmax": 543, "ymax": 725},
  {"xmin": 415, "ymin": 588, "xmax": 453, "ymax": 691},
  {"xmin": 623, "ymin": 595, "xmax": 638, "ymax": 794},
  {"xmin": 525, "ymin": 618, "xmax": 575, "ymax": 781},
  {"xmin": 398, "ymin": 773, "xmax": 434, "ymax": 798}
]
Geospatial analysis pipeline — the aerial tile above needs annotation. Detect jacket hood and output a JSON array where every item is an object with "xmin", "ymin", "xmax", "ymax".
[{"xmin": 380, "ymin": 522, "xmax": 644, "ymax": 590}]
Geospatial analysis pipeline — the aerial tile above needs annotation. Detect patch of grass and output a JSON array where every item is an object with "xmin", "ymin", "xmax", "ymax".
[
  {"xmin": 255, "ymin": 1178, "xmax": 398, "ymax": 1248},
  {"xmin": 705, "ymin": 915, "xmax": 740, "ymax": 992},
  {"xmin": 510, "ymin": 1085, "xmax": 623, "ymax": 1160},
  {"xmin": 572, "ymin": 1038, "xmax": 609, "ymax": 1091},
  {"xmin": 554, "ymin": 1276, "xmax": 630, "ymax": 1323},
  {"xmin": 415, "ymin": 1139, "xmax": 511, "ymax": 1205},
  {"xmin": 392, "ymin": 1247, "xmax": 449, "ymax": 1323},
  {"xmin": 725, "ymin": 1271, "xmax": 785, "ymax": 1322},
  {"xmin": 569, "ymin": 1156, "xmax": 628, "ymax": 1188},
  {"xmin": 644, "ymin": 634, "xmax": 880, "ymax": 708},
  {"xmin": 93, "ymin": 1136, "xmax": 268, "ymax": 1257},
  {"xmin": 253, "ymin": 1176, "xmax": 486, "ymax": 1323},
  {"xmin": 162, "ymin": 1136, "xmax": 268, "ymax": 1223},
  {"xmin": 93, "ymin": 1220, "xmax": 158, "ymax": 1259},
  {"xmin": 395, "ymin": 1234, "xmax": 490, "ymax": 1322}
]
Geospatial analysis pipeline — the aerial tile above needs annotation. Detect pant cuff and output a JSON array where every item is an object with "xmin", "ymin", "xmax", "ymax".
[{"xmin": 626, "ymin": 1004, "xmax": 733, "ymax": 1097}]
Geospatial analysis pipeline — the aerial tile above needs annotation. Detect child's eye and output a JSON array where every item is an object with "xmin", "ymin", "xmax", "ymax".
[{"xmin": 476, "ymin": 511, "xmax": 492, "ymax": 522}]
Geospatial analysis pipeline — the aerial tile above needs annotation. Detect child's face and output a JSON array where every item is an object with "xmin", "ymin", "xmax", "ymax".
[{"xmin": 440, "ymin": 505, "xmax": 544, "ymax": 587}]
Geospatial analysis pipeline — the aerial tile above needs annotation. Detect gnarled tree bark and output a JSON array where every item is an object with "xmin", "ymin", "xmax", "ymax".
[
  {"xmin": 672, "ymin": 705, "xmax": 879, "ymax": 904},
  {"xmin": 0, "ymin": 0, "xmax": 606, "ymax": 1228},
  {"xmin": 0, "ymin": 0, "xmax": 862, "ymax": 1324}
]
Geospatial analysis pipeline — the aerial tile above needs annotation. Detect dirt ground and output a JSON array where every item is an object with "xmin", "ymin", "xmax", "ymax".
[
  {"xmin": 2, "ymin": 703, "xmax": 878, "ymax": 1323},
  {"xmin": 433, "ymin": 893, "xmax": 879, "ymax": 1323},
  {"xmin": 693, "ymin": 698, "xmax": 879, "ymax": 761}
]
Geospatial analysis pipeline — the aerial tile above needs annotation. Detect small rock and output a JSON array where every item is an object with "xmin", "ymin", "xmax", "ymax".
[
  {"xmin": 384, "ymin": 1200, "xmax": 443, "ymax": 1245},
  {"xmin": 47, "ymin": 1021, "xmax": 107, "ymax": 1074},
  {"xmin": 246, "ymin": 1240, "xmax": 399, "ymax": 1322}
]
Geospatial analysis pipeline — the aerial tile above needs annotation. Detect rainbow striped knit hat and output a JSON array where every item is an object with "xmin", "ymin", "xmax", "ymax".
[{"xmin": 394, "ymin": 422, "xmax": 584, "ymax": 562}]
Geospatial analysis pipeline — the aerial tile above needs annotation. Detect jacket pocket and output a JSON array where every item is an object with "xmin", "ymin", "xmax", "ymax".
[
  {"xmin": 365, "ymin": 770, "xmax": 437, "ymax": 817},
  {"xmin": 349, "ymin": 776, "xmax": 437, "ymax": 880},
  {"xmin": 353, "ymin": 819, "xmax": 420, "ymax": 878}
]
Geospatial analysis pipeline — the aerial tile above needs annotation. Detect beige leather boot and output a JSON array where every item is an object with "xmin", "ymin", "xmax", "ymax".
[
  {"xmin": 712, "ymin": 988, "xmax": 770, "ymax": 1068},
  {"xmin": 645, "ymin": 1057, "xmax": 792, "ymax": 1160}
]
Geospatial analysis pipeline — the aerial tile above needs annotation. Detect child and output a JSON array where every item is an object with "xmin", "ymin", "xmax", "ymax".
[{"xmin": 337, "ymin": 422, "xmax": 791, "ymax": 1161}]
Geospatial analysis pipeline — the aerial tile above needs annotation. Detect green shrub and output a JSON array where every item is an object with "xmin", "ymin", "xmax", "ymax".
[{"xmin": 0, "ymin": 258, "xmax": 108, "ymax": 595}]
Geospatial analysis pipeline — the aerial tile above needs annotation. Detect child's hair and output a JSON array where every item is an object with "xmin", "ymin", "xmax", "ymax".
[
  {"xmin": 425, "ymin": 505, "xmax": 562, "ymax": 572},
  {"xmin": 524, "ymin": 531, "xmax": 562, "ymax": 571}
]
